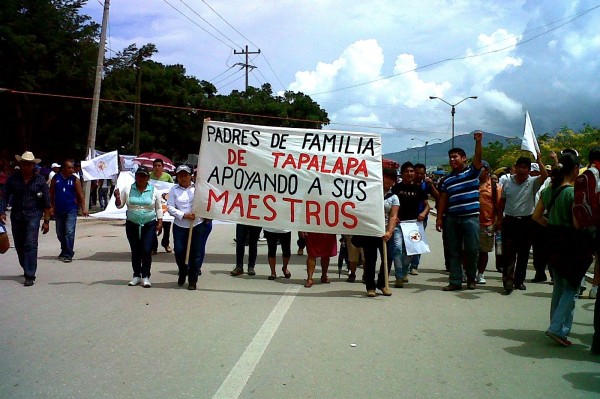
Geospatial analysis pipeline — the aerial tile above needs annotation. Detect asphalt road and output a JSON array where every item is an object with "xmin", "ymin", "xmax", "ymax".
[{"xmin": 0, "ymin": 218, "xmax": 598, "ymax": 399}]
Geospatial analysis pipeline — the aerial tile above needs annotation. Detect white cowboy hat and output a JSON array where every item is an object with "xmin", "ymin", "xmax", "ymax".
[{"xmin": 15, "ymin": 151, "xmax": 41, "ymax": 164}]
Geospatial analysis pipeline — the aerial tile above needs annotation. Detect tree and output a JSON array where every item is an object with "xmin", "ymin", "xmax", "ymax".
[{"xmin": 0, "ymin": 0, "xmax": 99, "ymax": 161}]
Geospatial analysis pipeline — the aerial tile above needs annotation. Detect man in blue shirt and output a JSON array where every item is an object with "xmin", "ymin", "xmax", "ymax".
[
  {"xmin": 436, "ymin": 131, "xmax": 483, "ymax": 291},
  {"xmin": 50, "ymin": 159, "xmax": 88, "ymax": 263},
  {"xmin": 0, "ymin": 151, "xmax": 51, "ymax": 286}
]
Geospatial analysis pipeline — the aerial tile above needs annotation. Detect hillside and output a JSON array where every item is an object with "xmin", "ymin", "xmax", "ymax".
[{"xmin": 383, "ymin": 132, "xmax": 515, "ymax": 169}]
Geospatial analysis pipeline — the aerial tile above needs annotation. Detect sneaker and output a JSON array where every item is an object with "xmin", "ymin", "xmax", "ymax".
[
  {"xmin": 24, "ymin": 279, "xmax": 34, "ymax": 287},
  {"xmin": 58, "ymin": 255, "xmax": 66, "ymax": 261},
  {"xmin": 476, "ymin": 274, "xmax": 486, "ymax": 284},
  {"xmin": 590, "ymin": 285, "xmax": 598, "ymax": 299},
  {"xmin": 366, "ymin": 290, "xmax": 377, "ymax": 297},
  {"xmin": 142, "ymin": 277, "xmax": 151, "ymax": 288},
  {"xmin": 409, "ymin": 269, "xmax": 419, "ymax": 276},
  {"xmin": 402, "ymin": 276, "xmax": 409, "ymax": 283},
  {"xmin": 230, "ymin": 267, "xmax": 244, "ymax": 276},
  {"xmin": 62, "ymin": 257, "xmax": 72, "ymax": 263},
  {"xmin": 247, "ymin": 267, "xmax": 256, "ymax": 276},
  {"xmin": 394, "ymin": 280, "xmax": 404, "ymax": 288},
  {"xmin": 163, "ymin": 245, "xmax": 173, "ymax": 253},
  {"xmin": 128, "ymin": 277, "xmax": 142, "ymax": 286},
  {"xmin": 378, "ymin": 286, "xmax": 392, "ymax": 296}
]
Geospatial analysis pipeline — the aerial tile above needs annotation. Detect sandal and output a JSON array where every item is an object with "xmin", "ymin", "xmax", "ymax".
[
  {"xmin": 304, "ymin": 279, "xmax": 314, "ymax": 288},
  {"xmin": 320, "ymin": 275, "xmax": 330, "ymax": 284},
  {"xmin": 268, "ymin": 275, "xmax": 277, "ymax": 280},
  {"xmin": 282, "ymin": 267, "xmax": 291, "ymax": 279}
]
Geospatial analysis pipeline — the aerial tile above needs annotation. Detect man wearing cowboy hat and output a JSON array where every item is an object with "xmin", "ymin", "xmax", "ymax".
[{"xmin": 0, "ymin": 151, "xmax": 51, "ymax": 286}]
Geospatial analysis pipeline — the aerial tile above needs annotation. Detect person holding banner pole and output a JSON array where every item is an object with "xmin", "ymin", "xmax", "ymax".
[
  {"xmin": 114, "ymin": 166, "xmax": 163, "ymax": 288},
  {"xmin": 166, "ymin": 165, "xmax": 212, "ymax": 290},
  {"xmin": 352, "ymin": 167, "xmax": 398, "ymax": 297}
]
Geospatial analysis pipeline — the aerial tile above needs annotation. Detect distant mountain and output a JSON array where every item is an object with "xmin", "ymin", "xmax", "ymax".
[{"xmin": 384, "ymin": 132, "xmax": 515, "ymax": 169}]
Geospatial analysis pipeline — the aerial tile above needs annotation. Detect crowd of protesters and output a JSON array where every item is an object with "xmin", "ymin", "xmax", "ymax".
[{"xmin": 0, "ymin": 139, "xmax": 598, "ymax": 354}]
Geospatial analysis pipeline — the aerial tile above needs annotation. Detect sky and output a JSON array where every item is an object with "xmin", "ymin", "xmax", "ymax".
[{"xmin": 81, "ymin": 0, "xmax": 600, "ymax": 154}]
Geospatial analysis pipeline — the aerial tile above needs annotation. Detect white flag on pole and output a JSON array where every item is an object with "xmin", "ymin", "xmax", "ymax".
[
  {"xmin": 521, "ymin": 111, "xmax": 540, "ymax": 156},
  {"xmin": 81, "ymin": 150, "xmax": 119, "ymax": 180}
]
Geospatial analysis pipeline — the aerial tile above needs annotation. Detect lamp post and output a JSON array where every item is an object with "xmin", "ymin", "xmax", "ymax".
[
  {"xmin": 411, "ymin": 138, "xmax": 441, "ymax": 168},
  {"xmin": 429, "ymin": 96, "xmax": 477, "ymax": 148}
]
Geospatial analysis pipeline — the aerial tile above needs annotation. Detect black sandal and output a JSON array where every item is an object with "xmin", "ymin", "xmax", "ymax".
[{"xmin": 282, "ymin": 267, "xmax": 291, "ymax": 279}]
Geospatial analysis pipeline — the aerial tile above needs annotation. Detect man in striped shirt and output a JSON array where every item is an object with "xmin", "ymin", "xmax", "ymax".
[{"xmin": 436, "ymin": 131, "xmax": 483, "ymax": 291}]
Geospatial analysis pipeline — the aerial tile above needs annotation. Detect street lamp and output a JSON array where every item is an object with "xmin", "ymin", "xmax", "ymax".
[
  {"xmin": 411, "ymin": 137, "xmax": 441, "ymax": 168},
  {"xmin": 429, "ymin": 96, "xmax": 478, "ymax": 148}
]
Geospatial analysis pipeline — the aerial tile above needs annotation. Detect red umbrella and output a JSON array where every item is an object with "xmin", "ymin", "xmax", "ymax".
[{"xmin": 133, "ymin": 152, "xmax": 175, "ymax": 172}]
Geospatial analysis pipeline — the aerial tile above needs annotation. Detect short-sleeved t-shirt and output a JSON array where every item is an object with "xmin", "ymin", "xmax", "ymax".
[
  {"xmin": 479, "ymin": 179, "xmax": 502, "ymax": 226},
  {"xmin": 391, "ymin": 182, "xmax": 427, "ymax": 221},
  {"xmin": 541, "ymin": 185, "xmax": 574, "ymax": 228},
  {"xmin": 149, "ymin": 171, "xmax": 174, "ymax": 183},
  {"xmin": 384, "ymin": 191, "xmax": 400, "ymax": 227},
  {"xmin": 501, "ymin": 175, "xmax": 544, "ymax": 216},
  {"xmin": 440, "ymin": 164, "xmax": 481, "ymax": 216}
]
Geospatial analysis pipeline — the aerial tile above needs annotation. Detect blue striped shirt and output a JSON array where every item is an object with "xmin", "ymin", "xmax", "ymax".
[{"xmin": 441, "ymin": 164, "xmax": 481, "ymax": 216}]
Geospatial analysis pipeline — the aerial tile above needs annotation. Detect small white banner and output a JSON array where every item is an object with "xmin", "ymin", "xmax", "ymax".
[
  {"xmin": 81, "ymin": 150, "xmax": 119, "ymax": 180},
  {"xmin": 400, "ymin": 220, "xmax": 430, "ymax": 256},
  {"xmin": 90, "ymin": 171, "xmax": 175, "ymax": 221}
]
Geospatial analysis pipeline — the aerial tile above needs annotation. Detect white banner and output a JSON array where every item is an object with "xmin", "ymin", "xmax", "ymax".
[
  {"xmin": 399, "ymin": 220, "xmax": 430, "ymax": 256},
  {"xmin": 193, "ymin": 121, "xmax": 385, "ymax": 236},
  {"xmin": 90, "ymin": 172, "xmax": 175, "ymax": 221},
  {"xmin": 521, "ymin": 111, "xmax": 540, "ymax": 156},
  {"xmin": 81, "ymin": 150, "xmax": 119, "ymax": 180}
]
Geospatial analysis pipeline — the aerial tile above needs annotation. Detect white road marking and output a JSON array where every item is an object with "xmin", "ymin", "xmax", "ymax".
[{"xmin": 212, "ymin": 285, "xmax": 300, "ymax": 399}]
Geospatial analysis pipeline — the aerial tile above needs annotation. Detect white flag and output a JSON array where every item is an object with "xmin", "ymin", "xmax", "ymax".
[
  {"xmin": 399, "ymin": 220, "xmax": 430, "ymax": 256},
  {"xmin": 521, "ymin": 111, "xmax": 540, "ymax": 156},
  {"xmin": 81, "ymin": 150, "xmax": 119, "ymax": 180}
]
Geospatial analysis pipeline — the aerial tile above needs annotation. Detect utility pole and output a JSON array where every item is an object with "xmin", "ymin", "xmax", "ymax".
[
  {"xmin": 234, "ymin": 45, "xmax": 260, "ymax": 91},
  {"xmin": 84, "ymin": 0, "xmax": 110, "ymax": 209},
  {"xmin": 133, "ymin": 52, "xmax": 142, "ymax": 155}
]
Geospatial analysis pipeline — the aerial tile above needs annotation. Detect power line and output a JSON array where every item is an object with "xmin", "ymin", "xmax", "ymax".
[
  {"xmin": 199, "ymin": 0, "xmax": 259, "ymax": 49},
  {"xmin": 175, "ymin": 0, "xmax": 241, "ymax": 49},
  {"xmin": 161, "ymin": 0, "xmax": 235, "ymax": 50}
]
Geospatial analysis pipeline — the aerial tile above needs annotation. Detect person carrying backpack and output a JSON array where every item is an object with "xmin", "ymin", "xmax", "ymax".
[{"xmin": 533, "ymin": 153, "xmax": 592, "ymax": 346}]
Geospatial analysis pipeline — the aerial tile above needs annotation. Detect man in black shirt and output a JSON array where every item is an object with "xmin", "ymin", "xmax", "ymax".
[{"xmin": 390, "ymin": 162, "xmax": 430, "ymax": 287}]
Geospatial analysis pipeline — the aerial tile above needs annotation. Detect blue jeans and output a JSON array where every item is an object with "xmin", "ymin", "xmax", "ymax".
[
  {"xmin": 173, "ymin": 222, "xmax": 212, "ymax": 284},
  {"xmin": 387, "ymin": 226, "xmax": 405, "ymax": 279},
  {"xmin": 125, "ymin": 220, "xmax": 156, "ymax": 278},
  {"xmin": 235, "ymin": 224, "xmax": 262, "ymax": 269},
  {"xmin": 11, "ymin": 213, "xmax": 42, "ymax": 280},
  {"xmin": 55, "ymin": 208, "xmax": 78, "ymax": 258},
  {"xmin": 445, "ymin": 214, "xmax": 479, "ymax": 285},
  {"xmin": 547, "ymin": 267, "xmax": 578, "ymax": 339}
]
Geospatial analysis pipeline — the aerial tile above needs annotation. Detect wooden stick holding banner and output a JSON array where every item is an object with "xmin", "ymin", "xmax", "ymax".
[{"xmin": 381, "ymin": 237, "xmax": 389, "ymax": 289}]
